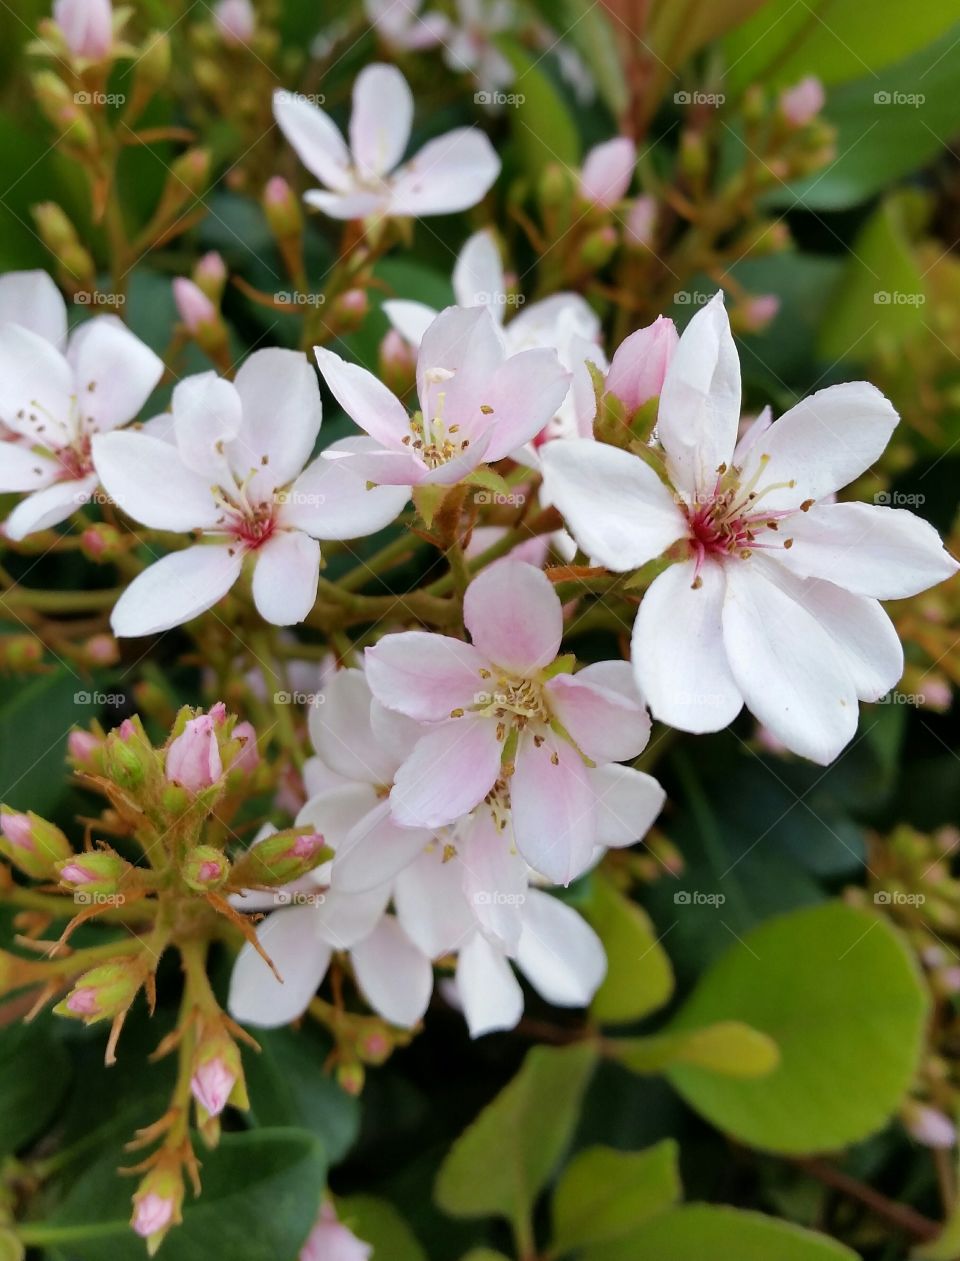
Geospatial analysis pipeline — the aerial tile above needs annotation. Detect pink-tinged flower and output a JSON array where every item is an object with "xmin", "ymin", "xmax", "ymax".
[
  {"xmin": 172, "ymin": 277, "xmax": 217, "ymax": 332},
  {"xmin": 52, "ymin": 0, "xmax": 113, "ymax": 60},
  {"xmin": 190, "ymin": 1056, "xmax": 236, "ymax": 1116},
  {"xmin": 165, "ymin": 712, "xmax": 223, "ymax": 792},
  {"xmin": 132, "ymin": 1192, "xmax": 175, "ymax": 1240},
  {"xmin": 213, "ymin": 0, "xmax": 255, "ymax": 45},
  {"xmin": 780, "ymin": 76, "xmax": 825, "ymax": 127},
  {"xmin": 625, "ymin": 195, "xmax": 656, "ymax": 248},
  {"xmin": 0, "ymin": 271, "xmax": 162, "ymax": 540},
  {"xmin": 316, "ymin": 305, "xmax": 571, "ymax": 487},
  {"xmin": 67, "ymin": 729, "xmax": 101, "ymax": 764},
  {"xmin": 364, "ymin": 0, "xmax": 450, "ymax": 51},
  {"xmin": 365, "ymin": 560, "xmax": 661, "ymax": 883},
  {"xmin": 273, "ymin": 63, "xmax": 500, "ymax": 221},
  {"xmin": 541, "ymin": 292, "xmax": 959, "ymax": 764},
  {"xmin": 301, "ymin": 1200, "xmax": 373, "ymax": 1261},
  {"xmin": 604, "ymin": 315, "xmax": 678, "ymax": 413},
  {"xmin": 384, "ymin": 231, "xmax": 602, "ymax": 447},
  {"xmin": 92, "ymin": 349, "xmax": 408, "ymax": 635},
  {"xmin": 579, "ymin": 137, "xmax": 636, "ymax": 208}
]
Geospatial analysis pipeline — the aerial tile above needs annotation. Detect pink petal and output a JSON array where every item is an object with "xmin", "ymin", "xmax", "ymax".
[
  {"xmin": 365, "ymin": 631, "xmax": 491, "ymax": 720},
  {"xmin": 463, "ymin": 560, "xmax": 562, "ymax": 674},
  {"xmin": 545, "ymin": 671, "xmax": 650, "ymax": 763},
  {"xmin": 511, "ymin": 729, "xmax": 596, "ymax": 884},
  {"xmin": 579, "ymin": 136, "xmax": 636, "ymax": 207},
  {"xmin": 334, "ymin": 799, "xmax": 432, "ymax": 893},
  {"xmin": 390, "ymin": 717, "xmax": 503, "ymax": 828},
  {"xmin": 453, "ymin": 229, "xmax": 505, "ymax": 309},
  {"xmin": 605, "ymin": 316, "xmax": 678, "ymax": 412},
  {"xmin": 314, "ymin": 346, "xmax": 411, "ymax": 449}
]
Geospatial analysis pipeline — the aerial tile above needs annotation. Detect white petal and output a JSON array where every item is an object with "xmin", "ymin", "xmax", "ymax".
[
  {"xmin": 516, "ymin": 890, "xmax": 606, "ymax": 1007},
  {"xmin": 308, "ymin": 668, "xmax": 394, "ymax": 784},
  {"xmin": 511, "ymin": 729, "xmax": 596, "ymax": 885},
  {"xmin": 464, "ymin": 560, "xmax": 562, "ymax": 674},
  {"xmin": 458, "ymin": 809, "xmax": 528, "ymax": 953},
  {"xmin": 231, "ymin": 348, "xmax": 322, "ymax": 496},
  {"xmin": 382, "ymin": 299, "xmax": 438, "ymax": 347},
  {"xmin": 739, "ymin": 382, "xmax": 898, "ymax": 512},
  {"xmin": 279, "ymin": 441, "xmax": 409, "ymax": 539},
  {"xmin": 388, "ymin": 128, "xmax": 500, "ymax": 216},
  {"xmin": 365, "ymin": 631, "xmax": 491, "ymax": 721},
  {"xmin": 350, "ymin": 916, "xmax": 433, "ymax": 1027},
  {"xmin": 540, "ymin": 438, "xmax": 686, "ymax": 571},
  {"xmin": 66, "ymin": 317, "xmax": 163, "ymax": 432},
  {"xmin": 228, "ymin": 905, "xmax": 331, "ymax": 1027},
  {"xmin": 314, "ymin": 346, "xmax": 410, "ymax": 448},
  {"xmin": 252, "ymin": 531, "xmax": 320, "ymax": 625},
  {"xmin": 172, "ymin": 371, "xmax": 243, "ymax": 482},
  {"xmin": 314, "ymin": 884, "xmax": 391, "ymax": 949},
  {"xmin": 0, "ymin": 324, "xmax": 73, "ymax": 446},
  {"xmin": 455, "ymin": 932, "xmax": 524, "ymax": 1037},
  {"xmin": 658, "ymin": 292, "xmax": 741, "ymax": 501},
  {"xmin": 390, "ymin": 717, "xmax": 503, "ymax": 828},
  {"xmin": 0, "ymin": 270, "xmax": 66, "ymax": 346},
  {"xmin": 110, "ymin": 544, "xmax": 243, "ymax": 637},
  {"xmin": 303, "ymin": 189, "xmax": 384, "ymax": 219},
  {"xmin": 4, "ymin": 473, "xmax": 98, "ymax": 539},
  {"xmin": 633, "ymin": 556, "xmax": 743, "ymax": 733},
  {"xmin": 273, "ymin": 89, "xmax": 352, "ymax": 192},
  {"xmin": 0, "ymin": 442, "xmax": 58, "ymax": 493},
  {"xmin": 416, "ymin": 305, "xmax": 504, "ymax": 439},
  {"xmin": 92, "ymin": 431, "xmax": 221, "ymax": 530},
  {"xmin": 479, "ymin": 348, "xmax": 573, "ymax": 461},
  {"xmin": 349, "ymin": 63, "xmax": 413, "ymax": 179},
  {"xmin": 722, "ymin": 557, "xmax": 858, "ymax": 764},
  {"xmin": 393, "ymin": 848, "xmax": 476, "ymax": 957},
  {"xmin": 453, "ymin": 229, "xmax": 504, "ymax": 309},
  {"xmin": 775, "ymin": 501, "xmax": 958, "ymax": 599},
  {"xmin": 298, "ymin": 782, "xmax": 380, "ymax": 852},
  {"xmin": 334, "ymin": 800, "xmax": 432, "ymax": 893},
  {"xmin": 591, "ymin": 763, "xmax": 666, "ymax": 847}
]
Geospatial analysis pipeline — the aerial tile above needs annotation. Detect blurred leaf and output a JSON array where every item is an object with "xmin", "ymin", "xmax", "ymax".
[
  {"xmin": 498, "ymin": 38, "xmax": 580, "ymax": 179},
  {"xmin": 460, "ymin": 1252, "xmax": 512, "ymax": 1261},
  {"xmin": 649, "ymin": 0, "xmax": 767, "ymax": 81},
  {"xmin": 580, "ymin": 1204, "xmax": 858, "ymax": 1260},
  {"xmin": 0, "ymin": 1021, "xmax": 71, "ymax": 1159},
  {"xmin": 551, "ymin": 1141, "xmax": 681, "ymax": 1254},
  {"xmin": 434, "ymin": 1043, "xmax": 597, "ymax": 1232},
  {"xmin": 914, "ymin": 1203, "xmax": 960, "ymax": 1259},
  {"xmin": 818, "ymin": 191, "xmax": 928, "ymax": 362},
  {"xmin": 0, "ymin": 667, "xmax": 82, "ymax": 815},
  {"xmin": 583, "ymin": 873, "xmax": 674, "ymax": 1024},
  {"xmin": 611, "ymin": 1021, "xmax": 780, "ymax": 1079},
  {"xmin": 666, "ymin": 902, "xmax": 928, "ymax": 1154},
  {"xmin": 43, "ymin": 1128, "xmax": 326, "ymax": 1260},
  {"xmin": 336, "ymin": 1196, "xmax": 427, "ymax": 1261},
  {"xmin": 723, "ymin": 3, "xmax": 959, "ymax": 94},
  {"xmin": 528, "ymin": 0, "xmax": 628, "ymax": 116}
]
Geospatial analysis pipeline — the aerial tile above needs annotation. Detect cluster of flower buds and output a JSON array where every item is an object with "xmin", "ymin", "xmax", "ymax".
[{"xmin": 173, "ymin": 251, "xmax": 230, "ymax": 370}]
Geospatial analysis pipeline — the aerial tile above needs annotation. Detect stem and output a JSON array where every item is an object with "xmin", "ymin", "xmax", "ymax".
[
  {"xmin": 0, "ymin": 588, "xmax": 122, "ymax": 613},
  {"xmin": 794, "ymin": 1158, "xmax": 940, "ymax": 1243},
  {"xmin": 250, "ymin": 629, "xmax": 305, "ymax": 769}
]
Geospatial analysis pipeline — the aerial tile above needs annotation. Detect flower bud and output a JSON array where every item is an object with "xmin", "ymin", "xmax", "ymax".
[
  {"xmin": 165, "ymin": 711, "xmax": 223, "ymax": 792},
  {"xmin": 263, "ymin": 176, "xmax": 303, "ymax": 240},
  {"xmin": 904, "ymin": 1101, "xmax": 957, "ymax": 1149},
  {"xmin": 80, "ymin": 521, "xmax": 127, "ymax": 563},
  {"xmin": 332, "ymin": 287, "xmax": 368, "ymax": 331},
  {"xmin": 55, "ymin": 956, "xmax": 145, "ymax": 1024},
  {"xmin": 779, "ymin": 75, "xmax": 825, "ymax": 128},
  {"xmin": 170, "ymin": 148, "xmax": 210, "ymax": 196},
  {"xmin": 336, "ymin": 1061, "xmax": 365, "ymax": 1096},
  {"xmin": 0, "ymin": 809, "xmax": 72, "ymax": 879},
  {"xmin": 227, "ymin": 720, "xmax": 259, "ymax": 774},
  {"xmin": 624, "ymin": 195, "xmax": 656, "ymax": 250},
  {"xmin": 578, "ymin": 225, "xmax": 618, "ymax": 270},
  {"xmin": 103, "ymin": 715, "xmax": 157, "ymax": 790},
  {"xmin": 67, "ymin": 728, "xmax": 103, "ymax": 770},
  {"xmin": 213, "ymin": 0, "xmax": 255, "ymax": 46},
  {"xmin": 172, "ymin": 277, "xmax": 217, "ymax": 333},
  {"xmin": 732, "ymin": 293, "xmax": 780, "ymax": 334},
  {"xmin": 605, "ymin": 316, "xmax": 678, "ymax": 413},
  {"xmin": 53, "ymin": 0, "xmax": 113, "ymax": 60},
  {"xmin": 301, "ymin": 1200, "xmax": 373, "ymax": 1261},
  {"xmin": 194, "ymin": 251, "xmax": 227, "ymax": 301},
  {"xmin": 579, "ymin": 136, "xmax": 636, "ymax": 208},
  {"xmin": 538, "ymin": 162, "xmax": 574, "ymax": 212},
  {"xmin": 182, "ymin": 844, "xmax": 230, "ymax": 891},
  {"xmin": 679, "ymin": 130, "xmax": 709, "ymax": 179},
  {"xmin": 131, "ymin": 1165, "xmax": 183, "ymax": 1255},
  {"xmin": 230, "ymin": 828, "xmax": 331, "ymax": 888},
  {"xmin": 0, "ymin": 634, "xmax": 45, "ymax": 670},
  {"xmin": 81, "ymin": 633, "xmax": 119, "ymax": 667},
  {"xmin": 57, "ymin": 847, "xmax": 128, "ymax": 894}
]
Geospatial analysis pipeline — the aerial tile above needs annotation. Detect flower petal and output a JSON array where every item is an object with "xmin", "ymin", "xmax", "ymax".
[
  {"xmin": 0, "ymin": 324, "xmax": 74, "ymax": 446},
  {"xmin": 455, "ymin": 932, "xmax": 524, "ymax": 1037},
  {"xmin": 511, "ymin": 729, "xmax": 596, "ymax": 885},
  {"xmin": 390, "ymin": 717, "xmax": 502, "ymax": 828},
  {"xmin": 382, "ymin": 299, "xmax": 438, "ymax": 348},
  {"xmin": 394, "ymin": 848, "xmax": 476, "ymax": 957},
  {"xmin": 579, "ymin": 136, "xmax": 636, "ymax": 207},
  {"xmin": 516, "ymin": 889, "xmax": 606, "ymax": 1006},
  {"xmin": 591, "ymin": 763, "xmax": 666, "ymax": 847},
  {"xmin": 4, "ymin": 474, "xmax": 98, "ymax": 540},
  {"xmin": 0, "ymin": 442, "xmax": 58, "ymax": 493},
  {"xmin": 540, "ymin": 438, "xmax": 686, "ymax": 571},
  {"xmin": 453, "ymin": 229, "xmax": 504, "ymax": 310},
  {"xmin": 349, "ymin": 63, "xmax": 413, "ymax": 179},
  {"xmin": 110, "ymin": 544, "xmax": 243, "ymax": 637},
  {"xmin": 389, "ymin": 128, "xmax": 500, "ymax": 216},
  {"xmin": 279, "ymin": 440, "xmax": 409, "ymax": 539},
  {"xmin": 0, "ymin": 270, "xmax": 66, "ymax": 346},
  {"xmin": 463, "ymin": 560, "xmax": 562, "ymax": 674},
  {"xmin": 365, "ymin": 631, "xmax": 491, "ymax": 720},
  {"xmin": 334, "ymin": 799, "xmax": 432, "ymax": 893},
  {"xmin": 350, "ymin": 916, "xmax": 433, "ymax": 1027},
  {"xmin": 545, "ymin": 672, "xmax": 650, "ymax": 763},
  {"xmin": 92, "ymin": 431, "xmax": 221, "ymax": 530},
  {"xmin": 633, "ymin": 555, "xmax": 743, "ymax": 733},
  {"xmin": 722, "ymin": 557, "xmax": 858, "ymax": 764},
  {"xmin": 251, "ymin": 531, "xmax": 319, "ymax": 625},
  {"xmin": 657, "ymin": 292, "xmax": 741, "ymax": 501},
  {"xmin": 172, "ymin": 371, "xmax": 243, "ymax": 482},
  {"xmin": 273, "ymin": 89, "xmax": 352, "ymax": 192},
  {"xmin": 303, "ymin": 189, "xmax": 385, "ymax": 219},
  {"xmin": 66, "ymin": 316, "xmax": 163, "ymax": 432},
  {"xmin": 480, "ymin": 348, "xmax": 572, "ymax": 461},
  {"xmin": 314, "ymin": 346, "xmax": 411, "ymax": 449},
  {"xmin": 228, "ymin": 905, "xmax": 331, "ymax": 1027},
  {"xmin": 298, "ymin": 781, "xmax": 381, "ymax": 850},
  {"xmin": 458, "ymin": 809, "xmax": 528, "ymax": 953},
  {"xmin": 775, "ymin": 501, "xmax": 958, "ymax": 599},
  {"xmin": 416, "ymin": 305, "xmax": 504, "ymax": 441},
  {"xmin": 231, "ymin": 348, "xmax": 322, "ymax": 496},
  {"xmin": 314, "ymin": 885, "xmax": 391, "ymax": 949}
]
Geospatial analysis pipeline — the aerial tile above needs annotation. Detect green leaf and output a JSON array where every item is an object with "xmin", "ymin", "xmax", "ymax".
[
  {"xmin": 0, "ymin": 667, "xmax": 83, "ymax": 816},
  {"xmin": 41, "ymin": 1128, "xmax": 326, "ymax": 1260},
  {"xmin": 527, "ymin": 0, "xmax": 627, "ymax": 116},
  {"xmin": 498, "ymin": 38, "xmax": 580, "ymax": 179},
  {"xmin": 0, "ymin": 1021, "xmax": 71, "ymax": 1159},
  {"xmin": 650, "ymin": 0, "xmax": 768, "ymax": 82},
  {"xmin": 335, "ymin": 1196, "xmax": 427, "ymax": 1261},
  {"xmin": 552, "ymin": 1141, "xmax": 681, "ymax": 1254},
  {"xmin": 460, "ymin": 1252, "xmax": 512, "ymax": 1261},
  {"xmin": 412, "ymin": 483, "xmax": 447, "ymax": 528},
  {"xmin": 723, "ymin": 2, "xmax": 960, "ymax": 94},
  {"xmin": 464, "ymin": 467, "xmax": 512, "ymax": 496},
  {"xmin": 583, "ymin": 874, "xmax": 674, "ymax": 1024},
  {"xmin": 435, "ymin": 1043, "xmax": 597, "ymax": 1233},
  {"xmin": 665, "ymin": 903, "xmax": 928, "ymax": 1154},
  {"xmin": 580, "ymin": 1204, "xmax": 858, "ymax": 1261},
  {"xmin": 914, "ymin": 1202, "xmax": 960, "ymax": 1259},
  {"xmin": 610, "ymin": 1021, "xmax": 780, "ymax": 1078}
]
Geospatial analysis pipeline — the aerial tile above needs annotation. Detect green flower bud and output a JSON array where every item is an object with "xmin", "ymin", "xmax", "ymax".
[
  {"xmin": 0, "ymin": 808, "xmax": 72, "ymax": 879},
  {"xmin": 182, "ymin": 844, "xmax": 230, "ymax": 892},
  {"xmin": 230, "ymin": 828, "xmax": 331, "ymax": 888}
]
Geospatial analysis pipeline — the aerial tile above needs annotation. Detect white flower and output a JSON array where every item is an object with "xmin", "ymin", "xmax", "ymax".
[
  {"xmin": 273, "ymin": 63, "xmax": 500, "ymax": 221},
  {"xmin": 363, "ymin": 0, "xmax": 450, "ymax": 50},
  {"xmin": 0, "ymin": 270, "xmax": 162, "ymax": 540},
  {"xmin": 92, "ymin": 349, "xmax": 408, "ymax": 635},
  {"xmin": 541, "ymin": 292, "xmax": 958, "ymax": 764},
  {"xmin": 441, "ymin": 0, "xmax": 516, "ymax": 95}
]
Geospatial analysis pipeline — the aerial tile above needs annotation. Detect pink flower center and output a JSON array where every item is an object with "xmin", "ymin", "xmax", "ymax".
[{"xmin": 230, "ymin": 505, "xmax": 276, "ymax": 550}]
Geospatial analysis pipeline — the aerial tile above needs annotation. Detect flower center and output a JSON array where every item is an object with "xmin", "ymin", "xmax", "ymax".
[
  {"xmin": 450, "ymin": 667, "xmax": 550, "ymax": 744},
  {"xmin": 402, "ymin": 372, "xmax": 479, "ymax": 469},
  {"xmin": 212, "ymin": 472, "xmax": 279, "ymax": 551}
]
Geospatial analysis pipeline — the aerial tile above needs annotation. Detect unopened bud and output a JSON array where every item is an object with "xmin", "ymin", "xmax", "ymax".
[
  {"xmin": 538, "ymin": 162, "xmax": 574, "ymax": 211},
  {"xmin": 379, "ymin": 329, "xmax": 416, "ymax": 396},
  {"xmin": 0, "ymin": 634, "xmax": 45, "ymax": 670},
  {"xmin": 336, "ymin": 1061, "xmax": 365, "ymax": 1095},
  {"xmin": 131, "ymin": 1164, "xmax": 183, "ymax": 1254},
  {"xmin": 578, "ymin": 225, "xmax": 618, "ymax": 270},
  {"xmin": 53, "ymin": 0, "xmax": 113, "ymax": 60},
  {"xmin": 126, "ymin": 30, "xmax": 171, "ymax": 120},
  {"xmin": 170, "ymin": 148, "xmax": 210, "ymax": 195},
  {"xmin": 230, "ymin": 828, "xmax": 331, "ymax": 888},
  {"xmin": 57, "ymin": 847, "xmax": 128, "ymax": 894},
  {"xmin": 263, "ymin": 176, "xmax": 303, "ymax": 240},
  {"xmin": 165, "ymin": 710, "xmax": 223, "ymax": 792},
  {"xmin": 194, "ymin": 250, "xmax": 227, "ymax": 301},
  {"xmin": 679, "ymin": 130, "xmax": 709, "ymax": 179},
  {"xmin": 103, "ymin": 715, "xmax": 157, "ymax": 790},
  {"xmin": 173, "ymin": 277, "xmax": 217, "ymax": 332},
  {"xmin": 80, "ymin": 522, "xmax": 127, "ymax": 563},
  {"xmin": 56, "ymin": 956, "xmax": 145, "ymax": 1024},
  {"xmin": 68, "ymin": 728, "xmax": 103, "ymax": 770},
  {"xmin": 579, "ymin": 136, "xmax": 636, "ymax": 208},
  {"xmin": 81, "ymin": 633, "xmax": 119, "ymax": 667},
  {"xmin": 624, "ymin": 195, "xmax": 656, "ymax": 249},
  {"xmin": 779, "ymin": 75, "xmax": 825, "ymax": 128},
  {"xmin": 213, "ymin": 0, "xmax": 256, "ymax": 46},
  {"xmin": 0, "ymin": 808, "xmax": 72, "ymax": 878},
  {"xmin": 332, "ymin": 287, "xmax": 368, "ymax": 331},
  {"xmin": 227, "ymin": 720, "xmax": 259, "ymax": 774},
  {"xmin": 182, "ymin": 844, "xmax": 230, "ymax": 891}
]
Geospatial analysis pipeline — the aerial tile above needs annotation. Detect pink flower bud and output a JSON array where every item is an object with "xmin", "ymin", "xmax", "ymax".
[
  {"xmin": 625, "ymin": 195, "xmax": 656, "ymax": 248},
  {"xmin": 265, "ymin": 175, "xmax": 292, "ymax": 206},
  {"xmin": 741, "ymin": 293, "xmax": 780, "ymax": 332},
  {"xmin": 66, "ymin": 986, "xmax": 100, "ymax": 1015},
  {"xmin": 301, "ymin": 1200, "xmax": 373, "ymax": 1261},
  {"xmin": 196, "ymin": 251, "xmax": 226, "ymax": 285},
  {"xmin": 53, "ymin": 0, "xmax": 113, "ymax": 60},
  {"xmin": 779, "ymin": 76, "xmax": 825, "ymax": 127},
  {"xmin": 191, "ymin": 1056, "xmax": 236, "ymax": 1117},
  {"xmin": 905, "ymin": 1103, "xmax": 957, "ymax": 1149},
  {"xmin": 132, "ymin": 1192, "xmax": 175, "ymax": 1239},
  {"xmin": 339, "ymin": 288, "xmax": 367, "ymax": 314},
  {"xmin": 213, "ymin": 0, "xmax": 255, "ymax": 45},
  {"xmin": 173, "ymin": 277, "xmax": 217, "ymax": 333},
  {"xmin": 84, "ymin": 633, "xmax": 118, "ymax": 665},
  {"xmin": 605, "ymin": 315, "xmax": 678, "ymax": 412},
  {"xmin": 291, "ymin": 832, "xmax": 324, "ymax": 858},
  {"xmin": 60, "ymin": 861, "xmax": 95, "ymax": 885},
  {"xmin": 68, "ymin": 729, "xmax": 100, "ymax": 763},
  {"xmin": 0, "ymin": 810, "xmax": 35, "ymax": 853},
  {"xmin": 165, "ymin": 714, "xmax": 223, "ymax": 792},
  {"xmin": 230, "ymin": 720, "xmax": 260, "ymax": 773},
  {"xmin": 579, "ymin": 137, "xmax": 636, "ymax": 208}
]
